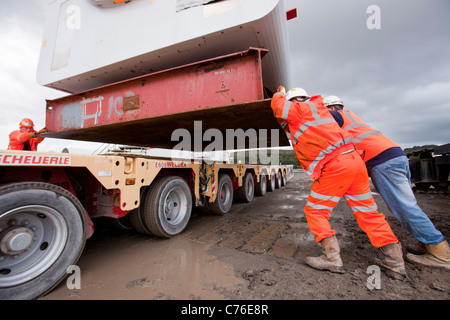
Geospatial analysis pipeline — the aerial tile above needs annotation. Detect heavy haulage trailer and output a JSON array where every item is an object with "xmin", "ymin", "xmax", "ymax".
[
  {"xmin": 0, "ymin": 0, "xmax": 297, "ymax": 299},
  {"xmin": 0, "ymin": 149, "xmax": 293, "ymax": 299}
]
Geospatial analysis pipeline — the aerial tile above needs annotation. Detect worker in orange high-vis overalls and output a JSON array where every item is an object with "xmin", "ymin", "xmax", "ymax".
[
  {"xmin": 324, "ymin": 95, "xmax": 449, "ymax": 270},
  {"xmin": 271, "ymin": 87, "xmax": 406, "ymax": 276},
  {"xmin": 8, "ymin": 118, "xmax": 47, "ymax": 151}
]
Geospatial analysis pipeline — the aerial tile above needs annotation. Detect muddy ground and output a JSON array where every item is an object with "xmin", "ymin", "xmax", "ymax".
[{"xmin": 41, "ymin": 170, "xmax": 449, "ymax": 301}]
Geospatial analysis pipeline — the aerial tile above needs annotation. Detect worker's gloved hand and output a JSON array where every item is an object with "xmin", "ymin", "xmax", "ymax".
[
  {"xmin": 277, "ymin": 86, "xmax": 286, "ymax": 95},
  {"xmin": 38, "ymin": 127, "xmax": 48, "ymax": 134},
  {"xmin": 27, "ymin": 132, "xmax": 36, "ymax": 139}
]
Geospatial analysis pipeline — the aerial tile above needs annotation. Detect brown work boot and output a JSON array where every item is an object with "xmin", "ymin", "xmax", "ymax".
[
  {"xmin": 374, "ymin": 243, "xmax": 407, "ymax": 279},
  {"xmin": 406, "ymin": 240, "xmax": 450, "ymax": 270},
  {"xmin": 305, "ymin": 235, "xmax": 345, "ymax": 273}
]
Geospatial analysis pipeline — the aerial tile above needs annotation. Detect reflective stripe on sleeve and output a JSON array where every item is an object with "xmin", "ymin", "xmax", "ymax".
[
  {"xmin": 292, "ymin": 118, "xmax": 336, "ymax": 145},
  {"xmin": 353, "ymin": 130, "xmax": 384, "ymax": 144},
  {"xmin": 306, "ymin": 137, "xmax": 354, "ymax": 176},
  {"xmin": 281, "ymin": 100, "xmax": 291, "ymax": 120}
]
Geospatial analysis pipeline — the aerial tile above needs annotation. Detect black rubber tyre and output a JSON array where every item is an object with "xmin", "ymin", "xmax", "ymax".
[
  {"xmin": 128, "ymin": 187, "xmax": 155, "ymax": 235},
  {"xmin": 140, "ymin": 177, "xmax": 192, "ymax": 238},
  {"xmin": 129, "ymin": 207, "xmax": 153, "ymax": 235},
  {"xmin": 281, "ymin": 172, "xmax": 287, "ymax": 187},
  {"xmin": 238, "ymin": 172, "xmax": 255, "ymax": 203},
  {"xmin": 209, "ymin": 174, "xmax": 234, "ymax": 215},
  {"xmin": 0, "ymin": 182, "xmax": 87, "ymax": 300},
  {"xmin": 255, "ymin": 174, "xmax": 267, "ymax": 197},
  {"xmin": 267, "ymin": 172, "xmax": 276, "ymax": 192},
  {"xmin": 275, "ymin": 172, "xmax": 282, "ymax": 189}
]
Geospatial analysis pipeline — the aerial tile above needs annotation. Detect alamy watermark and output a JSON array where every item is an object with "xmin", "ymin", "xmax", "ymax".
[
  {"xmin": 367, "ymin": 5, "xmax": 381, "ymax": 30},
  {"xmin": 170, "ymin": 121, "xmax": 282, "ymax": 165},
  {"xmin": 66, "ymin": 5, "xmax": 81, "ymax": 30},
  {"xmin": 67, "ymin": 4, "xmax": 382, "ymax": 31},
  {"xmin": 66, "ymin": 265, "xmax": 81, "ymax": 290},
  {"xmin": 366, "ymin": 265, "xmax": 381, "ymax": 290}
]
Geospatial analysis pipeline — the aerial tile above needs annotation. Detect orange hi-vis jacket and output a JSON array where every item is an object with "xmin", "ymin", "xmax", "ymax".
[
  {"xmin": 8, "ymin": 130, "xmax": 44, "ymax": 151},
  {"xmin": 271, "ymin": 93, "xmax": 354, "ymax": 180},
  {"xmin": 338, "ymin": 110, "xmax": 399, "ymax": 162}
]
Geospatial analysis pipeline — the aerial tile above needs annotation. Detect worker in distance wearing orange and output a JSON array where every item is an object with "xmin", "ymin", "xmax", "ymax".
[
  {"xmin": 324, "ymin": 95, "xmax": 450, "ymax": 270},
  {"xmin": 271, "ymin": 86, "xmax": 406, "ymax": 276},
  {"xmin": 8, "ymin": 118, "xmax": 47, "ymax": 151}
]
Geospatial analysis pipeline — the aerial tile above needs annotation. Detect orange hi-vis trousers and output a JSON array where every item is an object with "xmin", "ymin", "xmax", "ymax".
[{"xmin": 304, "ymin": 151, "xmax": 398, "ymax": 248}]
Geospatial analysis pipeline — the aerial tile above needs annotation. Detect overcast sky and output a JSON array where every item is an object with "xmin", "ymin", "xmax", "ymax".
[{"xmin": 1, "ymin": 0, "xmax": 449, "ymax": 154}]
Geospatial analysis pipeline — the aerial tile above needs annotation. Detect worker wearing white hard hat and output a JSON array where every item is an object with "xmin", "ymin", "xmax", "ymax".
[
  {"xmin": 285, "ymin": 87, "xmax": 310, "ymax": 102},
  {"xmin": 270, "ymin": 86, "xmax": 406, "ymax": 276},
  {"xmin": 323, "ymin": 95, "xmax": 344, "ymax": 110},
  {"xmin": 325, "ymin": 95, "xmax": 449, "ymax": 269}
]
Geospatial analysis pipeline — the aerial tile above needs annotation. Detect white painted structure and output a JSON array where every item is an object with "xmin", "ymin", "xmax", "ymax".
[{"xmin": 37, "ymin": 0, "xmax": 294, "ymax": 93}]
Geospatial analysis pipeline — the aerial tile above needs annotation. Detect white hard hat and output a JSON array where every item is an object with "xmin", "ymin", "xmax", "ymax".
[
  {"xmin": 286, "ymin": 88, "xmax": 310, "ymax": 101},
  {"xmin": 324, "ymin": 95, "xmax": 344, "ymax": 108}
]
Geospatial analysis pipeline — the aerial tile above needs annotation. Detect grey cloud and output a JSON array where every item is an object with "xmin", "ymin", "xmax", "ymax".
[{"xmin": 284, "ymin": 0, "xmax": 450, "ymax": 148}]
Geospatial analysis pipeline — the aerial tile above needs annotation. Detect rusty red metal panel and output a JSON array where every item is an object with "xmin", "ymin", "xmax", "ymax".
[
  {"xmin": 46, "ymin": 48, "xmax": 266, "ymax": 131},
  {"xmin": 44, "ymin": 48, "xmax": 290, "ymax": 149}
]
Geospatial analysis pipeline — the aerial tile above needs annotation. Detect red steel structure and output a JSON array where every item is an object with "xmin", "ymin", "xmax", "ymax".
[{"xmin": 44, "ymin": 48, "xmax": 289, "ymax": 149}]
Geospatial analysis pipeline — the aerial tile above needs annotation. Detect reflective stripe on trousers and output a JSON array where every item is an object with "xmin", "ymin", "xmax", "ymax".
[{"xmin": 303, "ymin": 151, "xmax": 398, "ymax": 248}]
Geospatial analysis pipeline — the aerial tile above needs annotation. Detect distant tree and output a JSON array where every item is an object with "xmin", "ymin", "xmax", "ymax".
[
  {"xmin": 403, "ymin": 144, "xmax": 438, "ymax": 154},
  {"xmin": 404, "ymin": 144, "xmax": 438, "ymax": 159},
  {"xmin": 230, "ymin": 149, "xmax": 301, "ymax": 168}
]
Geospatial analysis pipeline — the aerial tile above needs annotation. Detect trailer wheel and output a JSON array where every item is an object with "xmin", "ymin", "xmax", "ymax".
[
  {"xmin": 255, "ymin": 174, "xmax": 267, "ymax": 196},
  {"xmin": 281, "ymin": 172, "xmax": 287, "ymax": 186},
  {"xmin": 140, "ymin": 177, "xmax": 192, "ymax": 238},
  {"xmin": 267, "ymin": 172, "xmax": 276, "ymax": 192},
  {"xmin": 129, "ymin": 208, "xmax": 153, "ymax": 235},
  {"xmin": 210, "ymin": 174, "xmax": 233, "ymax": 215},
  {"xmin": 238, "ymin": 172, "xmax": 254, "ymax": 203},
  {"xmin": 0, "ymin": 182, "xmax": 86, "ymax": 300},
  {"xmin": 128, "ymin": 188, "xmax": 155, "ymax": 235},
  {"xmin": 275, "ymin": 172, "xmax": 282, "ymax": 189}
]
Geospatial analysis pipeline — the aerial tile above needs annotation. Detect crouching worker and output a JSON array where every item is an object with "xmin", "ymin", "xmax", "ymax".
[{"xmin": 271, "ymin": 86, "xmax": 406, "ymax": 277}]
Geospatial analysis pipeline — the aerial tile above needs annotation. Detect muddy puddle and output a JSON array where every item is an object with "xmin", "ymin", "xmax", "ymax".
[{"xmin": 41, "ymin": 227, "xmax": 245, "ymax": 300}]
